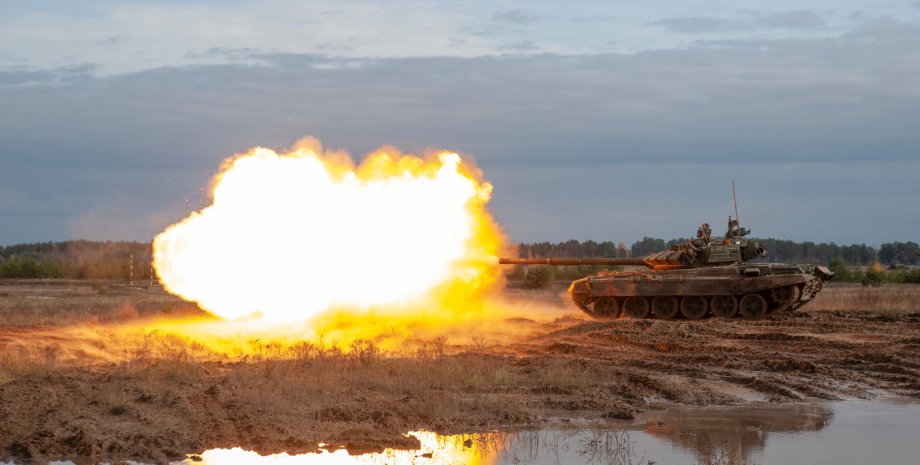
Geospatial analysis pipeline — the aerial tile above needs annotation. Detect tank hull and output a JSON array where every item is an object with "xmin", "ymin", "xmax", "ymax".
[{"xmin": 568, "ymin": 263, "xmax": 833, "ymax": 320}]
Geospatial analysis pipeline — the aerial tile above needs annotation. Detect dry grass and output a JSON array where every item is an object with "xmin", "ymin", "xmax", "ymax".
[
  {"xmin": 108, "ymin": 333, "xmax": 598, "ymax": 408},
  {"xmin": 0, "ymin": 316, "xmax": 607, "ymax": 428},
  {"xmin": 804, "ymin": 283, "xmax": 920, "ymax": 313},
  {"xmin": 0, "ymin": 280, "xmax": 203, "ymax": 326},
  {"xmin": 0, "ymin": 328, "xmax": 624, "ymax": 461}
]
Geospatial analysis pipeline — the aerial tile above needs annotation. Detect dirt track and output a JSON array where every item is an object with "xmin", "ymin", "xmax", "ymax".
[
  {"xmin": 1, "ymin": 286, "xmax": 919, "ymax": 463},
  {"xmin": 528, "ymin": 309, "xmax": 920, "ymax": 402}
]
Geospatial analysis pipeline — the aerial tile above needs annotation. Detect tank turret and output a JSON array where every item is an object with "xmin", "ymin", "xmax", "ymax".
[{"xmin": 500, "ymin": 231, "xmax": 767, "ymax": 270}]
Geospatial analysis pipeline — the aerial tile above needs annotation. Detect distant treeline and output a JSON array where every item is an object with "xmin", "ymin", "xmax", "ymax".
[
  {"xmin": 516, "ymin": 238, "xmax": 920, "ymax": 266},
  {"xmin": 0, "ymin": 240, "xmax": 153, "ymax": 280},
  {"xmin": 2, "ymin": 238, "xmax": 918, "ymax": 281}
]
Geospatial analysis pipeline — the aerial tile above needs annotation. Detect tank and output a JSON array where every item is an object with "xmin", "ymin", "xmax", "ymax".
[{"xmin": 500, "ymin": 217, "xmax": 834, "ymax": 320}]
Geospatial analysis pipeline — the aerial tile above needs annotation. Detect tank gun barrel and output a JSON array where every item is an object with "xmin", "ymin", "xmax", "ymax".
[{"xmin": 499, "ymin": 257, "xmax": 648, "ymax": 267}]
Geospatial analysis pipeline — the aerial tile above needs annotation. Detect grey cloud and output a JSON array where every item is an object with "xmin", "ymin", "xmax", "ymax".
[
  {"xmin": 187, "ymin": 47, "xmax": 264, "ymax": 62},
  {"xmin": 2, "ymin": 21, "xmax": 919, "ymax": 244},
  {"xmin": 845, "ymin": 16, "xmax": 920, "ymax": 42},
  {"xmin": 0, "ymin": 68, "xmax": 57, "ymax": 86},
  {"xmin": 55, "ymin": 63, "xmax": 100, "ymax": 80},
  {"xmin": 694, "ymin": 16, "xmax": 920, "ymax": 52},
  {"xmin": 95, "ymin": 35, "xmax": 128, "ymax": 46},
  {"xmin": 498, "ymin": 41, "xmax": 540, "ymax": 51},
  {"xmin": 572, "ymin": 15, "xmax": 616, "ymax": 24},
  {"xmin": 649, "ymin": 16, "xmax": 745, "ymax": 34},
  {"xmin": 240, "ymin": 52, "xmax": 375, "ymax": 71},
  {"xmin": 492, "ymin": 10, "xmax": 537, "ymax": 25},
  {"xmin": 0, "ymin": 63, "xmax": 99, "ymax": 87},
  {"xmin": 755, "ymin": 10, "xmax": 823, "ymax": 30},
  {"xmin": 652, "ymin": 10, "xmax": 827, "ymax": 34},
  {"xmin": 315, "ymin": 41, "xmax": 356, "ymax": 54}
]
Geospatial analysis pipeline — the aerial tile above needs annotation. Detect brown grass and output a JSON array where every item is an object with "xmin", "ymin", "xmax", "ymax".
[
  {"xmin": 804, "ymin": 283, "xmax": 920, "ymax": 313},
  {"xmin": 0, "ymin": 288, "xmax": 605, "ymax": 440},
  {"xmin": 0, "ymin": 280, "xmax": 203, "ymax": 326},
  {"xmin": 0, "ymin": 328, "xmax": 626, "ymax": 461},
  {"xmin": 0, "ymin": 327, "xmax": 595, "ymax": 401}
]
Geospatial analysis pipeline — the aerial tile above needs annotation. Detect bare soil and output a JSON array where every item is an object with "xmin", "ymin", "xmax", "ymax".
[{"xmin": 1, "ymin": 283, "xmax": 918, "ymax": 464}]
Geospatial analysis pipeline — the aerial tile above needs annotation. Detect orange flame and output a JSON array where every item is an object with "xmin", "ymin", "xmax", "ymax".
[{"xmin": 153, "ymin": 138, "xmax": 504, "ymax": 333}]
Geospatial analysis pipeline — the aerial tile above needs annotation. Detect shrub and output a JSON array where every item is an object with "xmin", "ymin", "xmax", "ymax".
[
  {"xmin": 903, "ymin": 269, "xmax": 920, "ymax": 284},
  {"xmin": 524, "ymin": 266, "xmax": 556, "ymax": 289},
  {"xmin": 862, "ymin": 268, "xmax": 884, "ymax": 287},
  {"xmin": 505, "ymin": 265, "xmax": 526, "ymax": 281},
  {"xmin": 827, "ymin": 258, "xmax": 853, "ymax": 282},
  {"xmin": 0, "ymin": 258, "xmax": 41, "ymax": 278}
]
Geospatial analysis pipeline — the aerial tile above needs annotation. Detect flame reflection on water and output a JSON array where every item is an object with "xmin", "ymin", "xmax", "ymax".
[
  {"xmin": 185, "ymin": 431, "xmax": 494, "ymax": 465},
  {"xmin": 180, "ymin": 429, "xmax": 649, "ymax": 465}
]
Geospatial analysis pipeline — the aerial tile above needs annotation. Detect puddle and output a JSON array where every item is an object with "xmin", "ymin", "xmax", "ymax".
[{"xmin": 6, "ymin": 400, "xmax": 920, "ymax": 465}]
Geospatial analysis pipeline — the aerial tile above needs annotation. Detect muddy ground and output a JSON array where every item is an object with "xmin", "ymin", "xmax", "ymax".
[{"xmin": 1, "ymin": 282, "xmax": 919, "ymax": 463}]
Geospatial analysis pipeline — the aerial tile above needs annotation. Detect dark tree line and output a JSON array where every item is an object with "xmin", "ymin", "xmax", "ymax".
[
  {"xmin": 520, "ymin": 240, "xmax": 631, "ymax": 259},
  {"xmin": 516, "ymin": 238, "xmax": 919, "ymax": 266},
  {"xmin": 879, "ymin": 242, "xmax": 920, "ymax": 266},
  {"xmin": 1, "ymin": 238, "xmax": 917, "ymax": 281},
  {"xmin": 0, "ymin": 240, "xmax": 153, "ymax": 280}
]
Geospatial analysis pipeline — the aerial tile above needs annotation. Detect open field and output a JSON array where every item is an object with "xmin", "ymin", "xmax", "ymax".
[
  {"xmin": 1, "ymin": 281, "xmax": 919, "ymax": 463},
  {"xmin": 0, "ymin": 280, "xmax": 199, "ymax": 327}
]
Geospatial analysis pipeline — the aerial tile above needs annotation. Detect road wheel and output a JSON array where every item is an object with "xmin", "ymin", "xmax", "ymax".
[
  {"xmin": 710, "ymin": 295, "xmax": 738, "ymax": 318},
  {"xmin": 623, "ymin": 297, "xmax": 650, "ymax": 319},
  {"xmin": 739, "ymin": 294, "xmax": 768, "ymax": 320},
  {"xmin": 572, "ymin": 292, "xmax": 591, "ymax": 312},
  {"xmin": 771, "ymin": 285, "xmax": 800, "ymax": 307},
  {"xmin": 680, "ymin": 296, "xmax": 708, "ymax": 320},
  {"xmin": 652, "ymin": 296, "xmax": 679, "ymax": 320},
  {"xmin": 592, "ymin": 297, "xmax": 620, "ymax": 319}
]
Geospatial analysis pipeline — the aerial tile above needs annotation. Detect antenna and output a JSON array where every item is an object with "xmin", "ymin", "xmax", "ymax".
[{"xmin": 731, "ymin": 180, "xmax": 740, "ymax": 240}]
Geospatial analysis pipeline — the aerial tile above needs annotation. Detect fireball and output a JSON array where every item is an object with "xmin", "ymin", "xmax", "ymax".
[{"xmin": 153, "ymin": 138, "xmax": 504, "ymax": 325}]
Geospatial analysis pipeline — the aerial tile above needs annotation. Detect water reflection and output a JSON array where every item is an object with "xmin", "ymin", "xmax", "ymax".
[
  {"xmin": 180, "ymin": 403, "xmax": 834, "ymax": 465},
  {"xmin": 641, "ymin": 403, "xmax": 832, "ymax": 465},
  {"xmin": 496, "ymin": 430, "xmax": 645, "ymax": 465}
]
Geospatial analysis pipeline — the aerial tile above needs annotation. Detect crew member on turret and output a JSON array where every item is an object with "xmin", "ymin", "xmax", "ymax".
[
  {"xmin": 696, "ymin": 223, "xmax": 711, "ymax": 244},
  {"xmin": 726, "ymin": 216, "xmax": 740, "ymax": 238}
]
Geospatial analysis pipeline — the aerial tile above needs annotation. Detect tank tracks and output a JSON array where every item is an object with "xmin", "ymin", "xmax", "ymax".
[{"xmin": 574, "ymin": 265, "xmax": 832, "ymax": 321}]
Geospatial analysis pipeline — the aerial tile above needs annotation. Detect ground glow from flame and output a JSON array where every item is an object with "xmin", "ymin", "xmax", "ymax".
[{"xmin": 153, "ymin": 138, "xmax": 505, "ymax": 331}]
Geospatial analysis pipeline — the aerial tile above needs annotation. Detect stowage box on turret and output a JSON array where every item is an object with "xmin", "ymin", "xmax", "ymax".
[{"xmin": 500, "ymin": 217, "xmax": 833, "ymax": 320}]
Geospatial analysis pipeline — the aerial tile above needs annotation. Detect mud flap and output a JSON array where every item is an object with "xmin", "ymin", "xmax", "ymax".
[
  {"xmin": 815, "ymin": 266, "xmax": 834, "ymax": 278},
  {"xmin": 569, "ymin": 280, "xmax": 593, "ymax": 312}
]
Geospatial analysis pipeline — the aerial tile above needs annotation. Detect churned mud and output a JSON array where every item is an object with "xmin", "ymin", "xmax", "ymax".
[{"xmin": 1, "ymin": 283, "xmax": 918, "ymax": 463}]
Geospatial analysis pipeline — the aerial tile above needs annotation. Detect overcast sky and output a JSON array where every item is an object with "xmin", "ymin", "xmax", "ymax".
[{"xmin": 2, "ymin": 0, "xmax": 919, "ymax": 246}]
